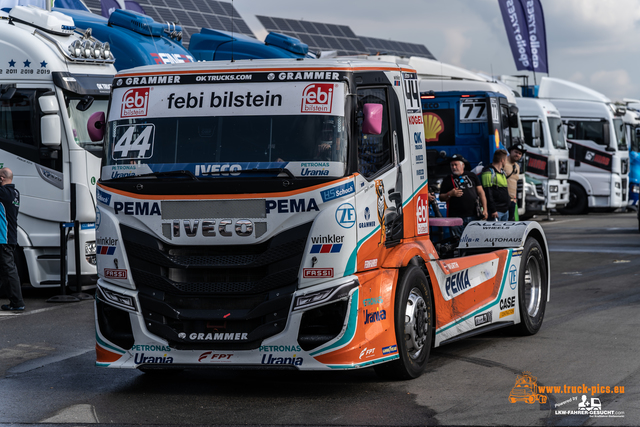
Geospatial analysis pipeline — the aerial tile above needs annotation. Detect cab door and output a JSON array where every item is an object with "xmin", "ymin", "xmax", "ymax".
[
  {"xmin": 0, "ymin": 86, "xmax": 69, "ymax": 245},
  {"xmin": 353, "ymin": 85, "xmax": 402, "ymax": 272}
]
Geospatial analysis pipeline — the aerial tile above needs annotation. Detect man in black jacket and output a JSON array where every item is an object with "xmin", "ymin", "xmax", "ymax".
[{"xmin": 0, "ymin": 168, "xmax": 24, "ymax": 312}]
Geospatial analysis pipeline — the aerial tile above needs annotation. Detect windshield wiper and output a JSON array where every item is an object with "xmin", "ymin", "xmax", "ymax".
[
  {"xmin": 200, "ymin": 167, "xmax": 295, "ymax": 179},
  {"xmin": 107, "ymin": 170, "xmax": 199, "ymax": 182}
]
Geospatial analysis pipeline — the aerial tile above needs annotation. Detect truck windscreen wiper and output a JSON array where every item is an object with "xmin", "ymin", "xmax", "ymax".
[
  {"xmin": 200, "ymin": 167, "xmax": 295, "ymax": 179},
  {"xmin": 107, "ymin": 170, "xmax": 199, "ymax": 182}
]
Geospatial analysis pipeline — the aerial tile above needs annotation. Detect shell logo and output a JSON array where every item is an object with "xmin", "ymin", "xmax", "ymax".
[
  {"xmin": 423, "ymin": 113, "xmax": 445, "ymax": 142},
  {"xmin": 495, "ymin": 129, "xmax": 500, "ymax": 149}
]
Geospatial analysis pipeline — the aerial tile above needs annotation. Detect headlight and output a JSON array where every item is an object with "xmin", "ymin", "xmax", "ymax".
[
  {"xmin": 99, "ymin": 286, "xmax": 137, "ymax": 311},
  {"xmin": 615, "ymin": 182, "xmax": 621, "ymax": 189},
  {"xmin": 293, "ymin": 280, "xmax": 358, "ymax": 311},
  {"xmin": 633, "ymin": 185, "xmax": 640, "ymax": 194},
  {"xmin": 85, "ymin": 241, "xmax": 96, "ymax": 265},
  {"xmin": 549, "ymin": 185, "xmax": 558, "ymax": 193}
]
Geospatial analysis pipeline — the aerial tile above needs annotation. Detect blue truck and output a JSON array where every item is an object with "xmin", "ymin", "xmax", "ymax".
[
  {"xmin": 418, "ymin": 78, "xmax": 526, "ymax": 217},
  {"xmin": 55, "ymin": 2, "xmax": 310, "ymax": 71}
]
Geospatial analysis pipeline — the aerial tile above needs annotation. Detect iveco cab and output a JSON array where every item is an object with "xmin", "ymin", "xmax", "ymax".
[
  {"xmin": 0, "ymin": 4, "xmax": 116, "ymax": 287},
  {"xmin": 94, "ymin": 59, "xmax": 550, "ymax": 379}
]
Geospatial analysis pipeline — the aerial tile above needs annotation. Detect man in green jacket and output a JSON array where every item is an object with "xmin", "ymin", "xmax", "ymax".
[{"xmin": 481, "ymin": 150, "xmax": 510, "ymax": 221}]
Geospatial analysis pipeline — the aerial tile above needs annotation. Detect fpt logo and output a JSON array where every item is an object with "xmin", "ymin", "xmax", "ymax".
[
  {"xmin": 121, "ymin": 87, "xmax": 150, "ymax": 118},
  {"xmin": 301, "ymin": 83, "xmax": 334, "ymax": 113}
]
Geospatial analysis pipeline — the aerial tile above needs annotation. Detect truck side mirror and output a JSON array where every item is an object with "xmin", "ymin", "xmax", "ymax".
[
  {"xmin": 509, "ymin": 112, "xmax": 519, "ymax": 128},
  {"xmin": 88, "ymin": 111, "xmax": 106, "ymax": 142},
  {"xmin": 531, "ymin": 121, "xmax": 541, "ymax": 147},
  {"xmin": 362, "ymin": 103, "xmax": 383, "ymax": 135},
  {"xmin": 39, "ymin": 94, "xmax": 61, "ymax": 147}
]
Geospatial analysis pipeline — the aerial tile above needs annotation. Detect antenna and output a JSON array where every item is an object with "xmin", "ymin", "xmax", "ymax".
[{"xmin": 231, "ymin": 0, "xmax": 235, "ymax": 62}]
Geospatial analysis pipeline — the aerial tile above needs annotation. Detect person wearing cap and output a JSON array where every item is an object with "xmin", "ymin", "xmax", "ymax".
[
  {"xmin": 481, "ymin": 149, "xmax": 511, "ymax": 221},
  {"xmin": 439, "ymin": 154, "xmax": 488, "ymax": 237},
  {"xmin": 505, "ymin": 143, "xmax": 526, "ymax": 220}
]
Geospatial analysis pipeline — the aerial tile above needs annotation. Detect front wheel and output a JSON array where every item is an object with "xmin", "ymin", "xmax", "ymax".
[
  {"xmin": 515, "ymin": 238, "xmax": 548, "ymax": 335},
  {"xmin": 558, "ymin": 182, "xmax": 588, "ymax": 215},
  {"xmin": 374, "ymin": 266, "xmax": 432, "ymax": 380}
]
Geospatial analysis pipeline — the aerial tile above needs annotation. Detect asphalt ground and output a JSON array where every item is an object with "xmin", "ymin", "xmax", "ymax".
[{"xmin": 0, "ymin": 212, "xmax": 638, "ymax": 426}]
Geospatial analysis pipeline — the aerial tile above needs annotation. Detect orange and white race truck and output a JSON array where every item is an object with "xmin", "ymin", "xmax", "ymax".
[{"xmin": 93, "ymin": 58, "xmax": 550, "ymax": 379}]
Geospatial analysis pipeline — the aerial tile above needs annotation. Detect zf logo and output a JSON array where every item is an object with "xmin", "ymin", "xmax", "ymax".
[{"xmin": 335, "ymin": 203, "xmax": 356, "ymax": 229}]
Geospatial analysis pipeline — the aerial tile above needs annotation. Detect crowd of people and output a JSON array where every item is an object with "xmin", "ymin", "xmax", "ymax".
[{"xmin": 436, "ymin": 144, "xmax": 526, "ymax": 237}]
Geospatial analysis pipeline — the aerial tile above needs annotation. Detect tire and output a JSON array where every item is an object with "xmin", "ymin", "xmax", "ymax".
[
  {"xmin": 374, "ymin": 266, "xmax": 432, "ymax": 380},
  {"xmin": 558, "ymin": 182, "xmax": 588, "ymax": 215},
  {"xmin": 515, "ymin": 238, "xmax": 548, "ymax": 336}
]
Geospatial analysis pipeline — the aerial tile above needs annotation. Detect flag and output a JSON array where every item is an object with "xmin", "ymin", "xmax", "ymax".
[{"xmin": 498, "ymin": 0, "xmax": 549, "ymax": 73}]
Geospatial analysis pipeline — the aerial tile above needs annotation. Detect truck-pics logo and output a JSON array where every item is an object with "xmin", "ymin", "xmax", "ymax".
[
  {"xmin": 509, "ymin": 372, "xmax": 548, "ymax": 404},
  {"xmin": 121, "ymin": 87, "xmax": 149, "ymax": 117},
  {"xmin": 301, "ymin": 83, "xmax": 334, "ymax": 113}
]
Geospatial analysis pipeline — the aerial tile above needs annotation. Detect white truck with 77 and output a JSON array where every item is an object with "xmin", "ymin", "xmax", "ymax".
[{"xmin": 94, "ymin": 58, "xmax": 550, "ymax": 379}]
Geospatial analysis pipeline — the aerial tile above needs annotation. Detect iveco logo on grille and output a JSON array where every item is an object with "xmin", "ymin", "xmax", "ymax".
[{"xmin": 169, "ymin": 219, "xmax": 254, "ymax": 237}]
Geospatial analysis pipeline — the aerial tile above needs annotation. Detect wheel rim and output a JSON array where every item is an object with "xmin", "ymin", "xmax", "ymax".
[
  {"xmin": 404, "ymin": 288, "xmax": 429, "ymax": 360},
  {"xmin": 524, "ymin": 253, "xmax": 542, "ymax": 317}
]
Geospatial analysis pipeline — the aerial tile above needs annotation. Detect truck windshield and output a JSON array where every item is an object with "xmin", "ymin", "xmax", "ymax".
[
  {"xmin": 103, "ymin": 114, "xmax": 347, "ymax": 178},
  {"xmin": 66, "ymin": 97, "xmax": 109, "ymax": 158},
  {"xmin": 547, "ymin": 117, "xmax": 567, "ymax": 149},
  {"xmin": 613, "ymin": 118, "xmax": 628, "ymax": 151}
]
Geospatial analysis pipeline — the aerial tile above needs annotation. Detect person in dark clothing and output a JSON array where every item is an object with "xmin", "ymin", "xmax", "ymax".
[
  {"xmin": 439, "ymin": 154, "xmax": 488, "ymax": 237},
  {"xmin": 481, "ymin": 150, "xmax": 511, "ymax": 221},
  {"xmin": 0, "ymin": 167, "xmax": 24, "ymax": 312}
]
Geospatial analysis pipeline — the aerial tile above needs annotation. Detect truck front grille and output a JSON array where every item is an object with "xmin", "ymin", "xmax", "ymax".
[{"xmin": 120, "ymin": 222, "xmax": 312, "ymax": 350}]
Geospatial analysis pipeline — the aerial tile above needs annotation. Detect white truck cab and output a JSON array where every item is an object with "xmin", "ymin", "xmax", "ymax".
[
  {"xmin": 516, "ymin": 98, "xmax": 570, "ymax": 213},
  {"xmin": 537, "ymin": 77, "xmax": 629, "ymax": 214},
  {"xmin": 0, "ymin": 5, "xmax": 116, "ymax": 287}
]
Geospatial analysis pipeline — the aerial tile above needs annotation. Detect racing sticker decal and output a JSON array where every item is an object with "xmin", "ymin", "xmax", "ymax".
[
  {"xmin": 526, "ymin": 152, "xmax": 549, "ymax": 177},
  {"xmin": 375, "ymin": 180, "xmax": 387, "ymax": 244},
  {"xmin": 568, "ymin": 141, "xmax": 613, "ymax": 172},
  {"xmin": 416, "ymin": 194, "xmax": 430, "ymax": 235},
  {"xmin": 460, "ymin": 98, "xmax": 487, "ymax": 123},
  {"xmin": 402, "ymin": 71, "xmax": 420, "ymax": 113},
  {"xmin": 110, "ymin": 82, "xmax": 346, "ymax": 121},
  {"xmin": 423, "ymin": 113, "xmax": 444, "ymax": 142},
  {"xmin": 422, "ymin": 109, "xmax": 455, "ymax": 145},
  {"xmin": 112, "ymin": 124, "xmax": 155, "ymax": 160},
  {"xmin": 433, "ymin": 259, "xmax": 500, "ymax": 301}
]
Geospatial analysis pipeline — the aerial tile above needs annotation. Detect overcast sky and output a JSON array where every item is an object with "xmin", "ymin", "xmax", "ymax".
[{"xmin": 233, "ymin": 0, "xmax": 640, "ymax": 103}]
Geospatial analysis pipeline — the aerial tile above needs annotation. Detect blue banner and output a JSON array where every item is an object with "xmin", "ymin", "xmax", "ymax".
[
  {"xmin": 523, "ymin": 0, "xmax": 548, "ymax": 73},
  {"xmin": 498, "ymin": 0, "xmax": 548, "ymax": 73}
]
